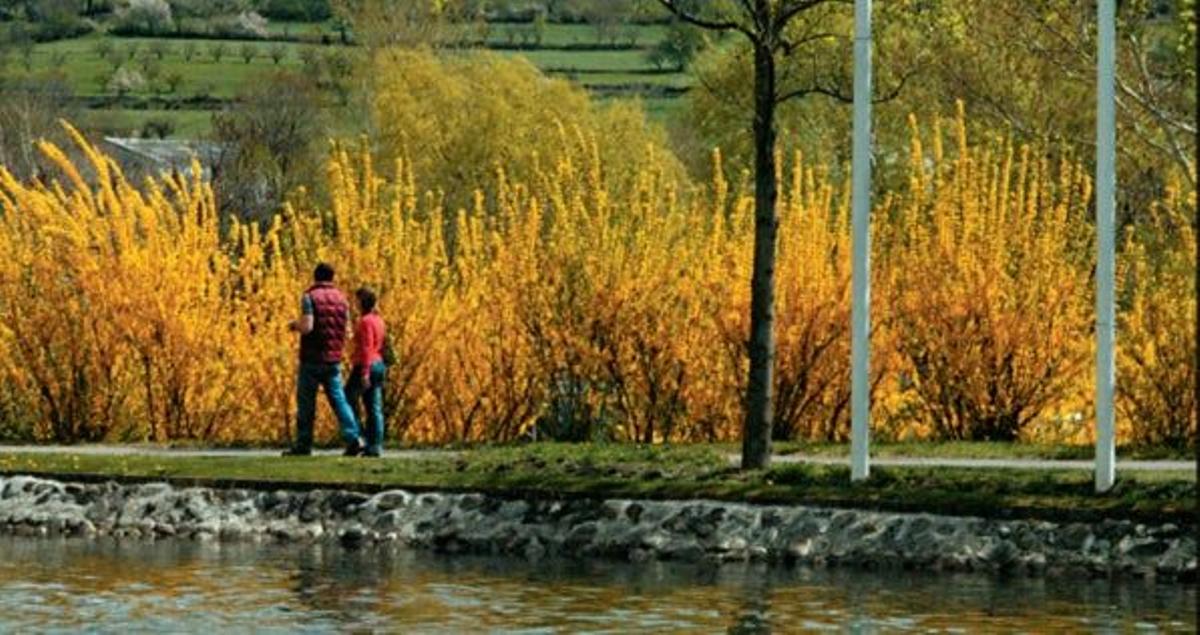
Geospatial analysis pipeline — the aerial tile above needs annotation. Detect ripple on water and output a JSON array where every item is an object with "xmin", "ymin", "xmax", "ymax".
[{"xmin": 0, "ymin": 537, "xmax": 1193, "ymax": 633}]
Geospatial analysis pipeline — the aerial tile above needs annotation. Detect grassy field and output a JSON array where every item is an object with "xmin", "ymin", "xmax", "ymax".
[
  {"xmin": 25, "ymin": 34, "xmax": 322, "ymax": 99},
  {"xmin": 7, "ymin": 19, "xmax": 688, "ymax": 139},
  {"xmin": 0, "ymin": 444, "xmax": 1194, "ymax": 526},
  {"xmin": 486, "ymin": 23, "xmax": 667, "ymax": 49},
  {"xmin": 75, "ymin": 107, "xmax": 213, "ymax": 138}
]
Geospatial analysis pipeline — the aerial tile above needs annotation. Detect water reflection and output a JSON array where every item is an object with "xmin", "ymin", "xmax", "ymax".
[{"xmin": 0, "ymin": 536, "xmax": 1193, "ymax": 633}]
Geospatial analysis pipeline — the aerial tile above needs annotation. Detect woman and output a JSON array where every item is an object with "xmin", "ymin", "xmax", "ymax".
[{"xmin": 347, "ymin": 286, "xmax": 387, "ymax": 458}]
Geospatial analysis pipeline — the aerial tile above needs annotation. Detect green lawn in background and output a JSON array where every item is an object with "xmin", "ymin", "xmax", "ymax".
[
  {"xmin": 76, "ymin": 108, "xmax": 213, "ymax": 138},
  {"xmin": 498, "ymin": 47, "xmax": 663, "ymax": 72},
  {"xmin": 13, "ymin": 30, "xmax": 689, "ymax": 141},
  {"xmin": 26, "ymin": 34, "xmax": 325, "ymax": 99},
  {"xmin": 486, "ymin": 23, "xmax": 667, "ymax": 49}
]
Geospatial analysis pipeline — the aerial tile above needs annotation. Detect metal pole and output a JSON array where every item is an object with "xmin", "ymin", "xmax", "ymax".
[
  {"xmin": 1095, "ymin": 0, "xmax": 1117, "ymax": 493},
  {"xmin": 850, "ymin": 0, "xmax": 872, "ymax": 482}
]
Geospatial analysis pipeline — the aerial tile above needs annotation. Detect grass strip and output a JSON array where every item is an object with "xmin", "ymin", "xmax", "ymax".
[{"xmin": 0, "ymin": 444, "xmax": 1193, "ymax": 527}]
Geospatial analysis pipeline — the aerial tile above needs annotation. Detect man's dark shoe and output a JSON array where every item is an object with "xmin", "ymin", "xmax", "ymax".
[
  {"xmin": 281, "ymin": 446, "xmax": 312, "ymax": 457},
  {"xmin": 343, "ymin": 441, "xmax": 365, "ymax": 457},
  {"xmin": 364, "ymin": 447, "xmax": 382, "ymax": 458}
]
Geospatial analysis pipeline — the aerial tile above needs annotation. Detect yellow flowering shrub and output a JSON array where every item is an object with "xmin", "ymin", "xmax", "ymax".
[
  {"xmin": 1118, "ymin": 180, "xmax": 1197, "ymax": 446},
  {"xmin": 0, "ymin": 109, "xmax": 1191, "ymax": 448},
  {"xmin": 882, "ymin": 107, "xmax": 1095, "ymax": 442}
]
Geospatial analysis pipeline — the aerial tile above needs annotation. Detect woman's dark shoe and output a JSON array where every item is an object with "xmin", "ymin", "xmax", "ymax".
[
  {"xmin": 343, "ymin": 441, "xmax": 366, "ymax": 457},
  {"xmin": 281, "ymin": 446, "xmax": 312, "ymax": 457},
  {"xmin": 364, "ymin": 447, "xmax": 382, "ymax": 458}
]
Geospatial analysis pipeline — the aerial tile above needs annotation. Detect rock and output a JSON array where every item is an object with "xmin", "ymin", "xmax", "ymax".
[
  {"xmin": 326, "ymin": 492, "xmax": 367, "ymax": 516},
  {"xmin": 495, "ymin": 500, "xmax": 529, "ymax": 523},
  {"xmin": 339, "ymin": 525, "xmax": 367, "ymax": 547},
  {"xmin": 1118, "ymin": 536, "xmax": 1168, "ymax": 558},
  {"xmin": 0, "ymin": 476, "xmax": 1192, "ymax": 581},
  {"xmin": 564, "ymin": 521, "xmax": 599, "ymax": 552},
  {"xmin": 368, "ymin": 491, "xmax": 412, "ymax": 512},
  {"xmin": 625, "ymin": 503, "xmax": 643, "ymax": 523},
  {"xmin": 1058, "ymin": 523, "xmax": 1093, "ymax": 551},
  {"xmin": 372, "ymin": 510, "xmax": 408, "ymax": 532}
]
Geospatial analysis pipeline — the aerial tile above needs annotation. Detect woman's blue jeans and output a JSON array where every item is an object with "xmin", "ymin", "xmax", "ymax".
[
  {"xmin": 295, "ymin": 362, "xmax": 361, "ymax": 450},
  {"xmin": 346, "ymin": 361, "xmax": 387, "ymax": 453}
]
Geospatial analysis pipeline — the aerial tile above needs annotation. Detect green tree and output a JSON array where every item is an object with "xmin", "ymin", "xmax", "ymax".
[
  {"xmin": 210, "ymin": 71, "xmax": 326, "ymax": 220},
  {"xmin": 645, "ymin": 18, "xmax": 705, "ymax": 71},
  {"xmin": 655, "ymin": 0, "xmax": 913, "ymax": 469}
]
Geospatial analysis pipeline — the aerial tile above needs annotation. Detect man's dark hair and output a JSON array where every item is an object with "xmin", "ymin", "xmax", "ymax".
[
  {"xmin": 355, "ymin": 287, "xmax": 377, "ymax": 313},
  {"xmin": 314, "ymin": 262, "xmax": 335, "ymax": 282}
]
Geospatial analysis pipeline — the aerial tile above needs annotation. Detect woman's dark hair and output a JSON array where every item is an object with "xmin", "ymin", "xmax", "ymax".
[
  {"xmin": 314, "ymin": 262, "xmax": 335, "ymax": 282},
  {"xmin": 355, "ymin": 287, "xmax": 377, "ymax": 313}
]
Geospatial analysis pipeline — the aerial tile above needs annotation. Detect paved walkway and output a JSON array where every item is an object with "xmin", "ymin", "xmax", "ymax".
[
  {"xmin": 765, "ymin": 454, "xmax": 1194, "ymax": 472},
  {"xmin": 0, "ymin": 445, "xmax": 1192, "ymax": 473}
]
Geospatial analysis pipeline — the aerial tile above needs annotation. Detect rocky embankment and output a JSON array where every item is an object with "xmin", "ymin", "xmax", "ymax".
[{"xmin": 0, "ymin": 475, "xmax": 1193, "ymax": 580}]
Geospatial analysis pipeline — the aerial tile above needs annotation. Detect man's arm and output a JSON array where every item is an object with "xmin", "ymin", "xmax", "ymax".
[{"xmin": 288, "ymin": 295, "xmax": 315, "ymax": 334}]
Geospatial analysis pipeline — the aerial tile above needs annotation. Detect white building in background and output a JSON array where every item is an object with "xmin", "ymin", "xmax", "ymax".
[{"xmin": 100, "ymin": 137, "xmax": 221, "ymax": 182}]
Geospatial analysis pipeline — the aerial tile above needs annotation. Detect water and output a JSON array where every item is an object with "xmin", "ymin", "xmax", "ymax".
[{"xmin": 0, "ymin": 537, "xmax": 1193, "ymax": 633}]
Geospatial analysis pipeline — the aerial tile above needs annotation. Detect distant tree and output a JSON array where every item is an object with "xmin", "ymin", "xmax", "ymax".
[
  {"xmin": 163, "ymin": 71, "xmax": 184, "ymax": 94},
  {"xmin": 239, "ymin": 42, "xmax": 257, "ymax": 64},
  {"xmin": 107, "ymin": 67, "xmax": 146, "ymax": 97},
  {"xmin": 331, "ymin": 0, "xmax": 479, "ymax": 50},
  {"xmin": 298, "ymin": 45, "xmax": 319, "ymax": 69},
  {"xmin": 181, "ymin": 41, "xmax": 198, "ymax": 62},
  {"xmin": 142, "ymin": 59, "xmax": 163, "ymax": 89},
  {"xmin": 262, "ymin": 0, "xmax": 333, "ymax": 22},
  {"xmin": 93, "ymin": 39, "xmax": 115, "ymax": 61},
  {"xmin": 532, "ymin": 11, "xmax": 547, "ymax": 46},
  {"xmin": 471, "ymin": 9, "xmax": 490, "ymax": 45},
  {"xmin": 585, "ymin": 0, "xmax": 627, "ymax": 45},
  {"xmin": 321, "ymin": 49, "xmax": 352, "ymax": 102},
  {"xmin": 19, "ymin": 42, "xmax": 36, "ymax": 71},
  {"xmin": 27, "ymin": 0, "xmax": 93, "ymax": 40},
  {"xmin": 208, "ymin": 41, "xmax": 227, "ymax": 62},
  {"xmin": 122, "ymin": 42, "xmax": 140, "ymax": 61},
  {"xmin": 621, "ymin": 24, "xmax": 640, "ymax": 47},
  {"xmin": 645, "ymin": 18, "xmax": 704, "ymax": 71},
  {"xmin": 148, "ymin": 40, "xmax": 172, "ymax": 60},
  {"xmin": 268, "ymin": 43, "xmax": 287, "ymax": 65},
  {"xmin": 0, "ymin": 74, "xmax": 77, "ymax": 182},
  {"xmin": 210, "ymin": 71, "xmax": 325, "ymax": 220},
  {"xmin": 235, "ymin": 11, "xmax": 270, "ymax": 39},
  {"xmin": 140, "ymin": 117, "xmax": 174, "ymax": 139},
  {"xmin": 10, "ymin": 24, "xmax": 36, "ymax": 70},
  {"xmin": 114, "ymin": 0, "xmax": 174, "ymax": 36}
]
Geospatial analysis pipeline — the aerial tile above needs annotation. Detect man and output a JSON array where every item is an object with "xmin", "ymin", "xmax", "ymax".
[{"xmin": 282, "ymin": 262, "xmax": 366, "ymax": 457}]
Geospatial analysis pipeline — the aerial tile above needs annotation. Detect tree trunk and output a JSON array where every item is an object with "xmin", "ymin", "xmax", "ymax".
[{"xmin": 742, "ymin": 41, "xmax": 779, "ymax": 470}]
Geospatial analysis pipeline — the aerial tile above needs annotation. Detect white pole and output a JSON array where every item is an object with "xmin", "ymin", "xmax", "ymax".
[
  {"xmin": 850, "ymin": 0, "xmax": 872, "ymax": 482},
  {"xmin": 1095, "ymin": 0, "xmax": 1117, "ymax": 493}
]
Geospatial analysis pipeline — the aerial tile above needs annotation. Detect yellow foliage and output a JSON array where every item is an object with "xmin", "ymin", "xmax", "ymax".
[
  {"xmin": 0, "ymin": 111, "xmax": 1191, "ymax": 448},
  {"xmin": 1118, "ymin": 180, "xmax": 1197, "ymax": 446},
  {"xmin": 369, "ymin": 49, "xmax": 685, "ymax": 210},
  {"xmin": 882, "ymin": 107, "xmax": 1095, "ymax": 442}
]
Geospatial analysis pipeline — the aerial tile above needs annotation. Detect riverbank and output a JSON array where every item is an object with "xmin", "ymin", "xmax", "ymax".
[
  {"xmin": 0, "ymin": 474, "xmax": 1194, "ymax": 581},
  {"xmin": 0, "ymin": 445, "xmax": 1194, "ymax": 526}
]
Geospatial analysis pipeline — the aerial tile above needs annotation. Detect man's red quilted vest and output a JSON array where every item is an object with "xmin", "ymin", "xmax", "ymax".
[{"xmin": 300, "ymin": 283, "xmax": 349, "ymax": 364}]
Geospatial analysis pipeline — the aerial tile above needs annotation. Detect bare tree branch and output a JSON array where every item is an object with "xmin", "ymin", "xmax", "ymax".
[
  {"xmin": 655, "ymin": 0, "xmax": 757, "ymax": 43},
  {"xmin": 776, "ymin": 0, "xmax": 847, "ymax": 32},
  {"xmin": 776, "ymin": 65, "xmax": 914, "ymax": 105}
]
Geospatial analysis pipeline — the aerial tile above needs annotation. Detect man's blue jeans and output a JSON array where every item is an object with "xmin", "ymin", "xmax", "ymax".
[
  {"xmin": 295, "ymin": 362, "xmax": 361, "ymax": 450},
  {"xmin": 346, "ymin": 361, "xmax": 386, "ymax": 453}
]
